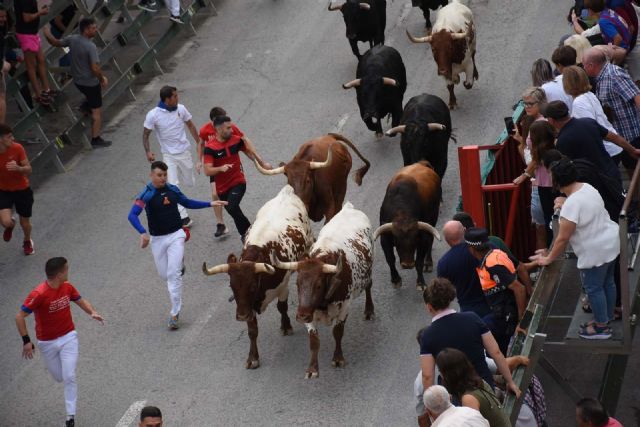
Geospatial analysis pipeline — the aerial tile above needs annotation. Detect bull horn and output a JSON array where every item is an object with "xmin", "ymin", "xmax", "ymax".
[
  {"xmin": 406, "ymin": 29, "xmax": 431, "ymax": 44},
  {"xmin": 254, "ymin": 159, "xmax": 285, "ymax": 175},
  {"xmin": 385, "ymin": 125, "xmax": 406, "ymax": 136},
  {"xmin": 451, "ymin": 29, "xmax": 469, "ymax": 40},
  {"xmin": 309, "ymin": 147, "xmax": 333, "ymax": 170},
  {"xmin": 427, "ymin": 123, "xmax": 447, "ymax": 131},
  {"xmin": 417, "ymin": 222, "xmax": 442, "ymax": 240},
  {"xmin": 327, "ymin": 1, "xmax": 343, "ymax": 11},
  {"xmin": 270, "ymin": 252, "xmax": 299, "ymax": 271},
  {"xmin": 342, "ymin": 79, "xmax": 361, "ymax": 89},
  {"xmin": 322, "ymin": 264, "xmax": 339, "ymax": 274},
  {"xmin": 202, "ymin": 262, "xmax": 229, "ymax": 276},
  {"xmin": 373, "ymin": 223, "xmax": 394, "ymax": 240},
  {"xmin": 382, "ymin": 77, "xmax": 398, "ymax": 87},
  {"xmin": 254, "ymin": 263, "xmax": 276, "ymax": 274},
  {"xmin": 359, "ymin": 2, "xmax": 371, "ymax": 10}
]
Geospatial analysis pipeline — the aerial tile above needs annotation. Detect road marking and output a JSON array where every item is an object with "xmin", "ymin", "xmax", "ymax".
[
  {"xmin": 115, "ymin": 400, "xmax": 147, "ymax": 427},
  {"xmin": 333, "ymin": 113, "xmax": 351, "ymax": 133}
]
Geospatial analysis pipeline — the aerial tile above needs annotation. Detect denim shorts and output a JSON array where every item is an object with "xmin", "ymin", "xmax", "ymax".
[{"xmin": 530, "ymin": 186, "xmax": 545, "ymax": 225}]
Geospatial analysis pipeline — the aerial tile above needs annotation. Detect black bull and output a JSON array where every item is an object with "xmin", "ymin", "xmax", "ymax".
[{"xmin": 328, "ymin": 0, "xmax": 387, "ymax": 59}]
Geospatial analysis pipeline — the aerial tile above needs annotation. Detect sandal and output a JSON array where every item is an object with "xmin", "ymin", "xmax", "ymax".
[
  {"xmin": 581, "ymin": 296, "xmax": 592, "ymax": 313},
  {"xmin": 579, "ymin": 324, "xmax": 612, "ymax": 340}
]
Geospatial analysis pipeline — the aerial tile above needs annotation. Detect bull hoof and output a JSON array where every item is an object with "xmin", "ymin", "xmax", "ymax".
[
  {"xmin": 416, "ymin": 283, "xmax": 426, "ymax": 292},
  {"xmin": 423, "ymin": 264, "xmax": 433, "ymax": 273},
  {"xmin": 364, "ymin": 311, "xmax": 375, "ymax": 320},
  {"xmin": 464, "ymin": 82, "xmax": 473, "ymax": 90},
  {"xmin": 375, "ymin": 132, "xmax": 384, "ymax": 139},
  {"xmin": 449, "ymin": 103, "xmax": 457, "ymax": 110},
  {"xmin": 305, "ymin": 370, "xmax": 319, "ymax": 379},
  {"xmin": 245, "ymin": 359, "xmax": 260, "ymax": 370},
  {"xmin": 392, "ymin": 279, "xmax": 402, "ymax": 289},
  {"xmin": 281, "ymin": 326, "xmax": 294, "ymax": 336},
  {"xmin": 332, "ymin": 358, "xmax": 346, "ymax": 368}
]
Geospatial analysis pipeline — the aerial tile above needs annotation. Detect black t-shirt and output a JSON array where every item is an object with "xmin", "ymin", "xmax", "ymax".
[
  {"xmin": 419, "ymin": 312, "xmax": 493, "ymax": 387},
  {"xmin": 14, "ymin": 0, "xmax": 39, "ymax": 35},
  {"xmin": 572, "ymin": 159, "xmax": 625, "ymax": 221},
  {"xmin": 556, "ymin": 118, "xmax": 620, "ymax": 182},
  {"xmin": 49, "ymin": 5, "xmax": 77, "ymax": 32},
  {"xmin": 140, "ymin": 185, "xmax": 183, "ymax": 236}
]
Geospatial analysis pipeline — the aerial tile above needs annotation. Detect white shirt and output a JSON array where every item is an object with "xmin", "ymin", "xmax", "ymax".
[
  {"xmin": 560, "ymin": 183, "xmax": 620, "ymax": 268},
  {"xmin": 571, "ymin": 92, "xmax": 623, "ymax": 157},
  {"xmin": 432, "ymin": 406, "xmax": 490, "ymax": 427},
  {"xmin": 541, "ymin": 75, "xmax": 574, "ymax": 113},
  {"xmin": 143, "ymin": 104, "xmax": 193, "ymax": 155}
]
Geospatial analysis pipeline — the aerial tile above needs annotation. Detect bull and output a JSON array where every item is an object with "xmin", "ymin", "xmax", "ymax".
[
  {"xmin": 202, "ymin": 185, "xmax": 314, "ymax": 369},
  {"xmin": 411, "ymin": 0, "xmax": 448, "ymax": 31},
  {"xmin": 406, "ymin": 0, "xmax": 477, "ymax": 109},
  {"xmin": 375, "ymin": 161, "xmax": 441, "ymax": 290},
  {"xmin": 253, "ymin": 133, "xmax": 370, "ymax": 223},
  {"xmin": 342, "ymin": 45, "xmax": 407, "ymax": 138},
  {"xmin": 385, "ymin": 93, "xmax": 453, "ymax": 178},
  {"xmin": 328, "ymin": 0, "xmax": 386, "ymax": 59},
  {"xmin": 271, "ymin": 202, "xmax": 373, "ymax": 379}
]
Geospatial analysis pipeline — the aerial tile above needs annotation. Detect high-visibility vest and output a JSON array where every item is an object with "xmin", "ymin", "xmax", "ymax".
[{"xmin": 476, "ymin": 249, "xmax": 516, "ymax": 296}]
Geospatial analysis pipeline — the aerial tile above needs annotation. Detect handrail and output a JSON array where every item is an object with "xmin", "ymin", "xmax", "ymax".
[{"xmin": 621, "ymin": 160, "xmax": 640, "ymax": 216}]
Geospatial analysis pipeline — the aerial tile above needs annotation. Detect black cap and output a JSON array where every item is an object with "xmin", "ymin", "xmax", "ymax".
[
  {"xmin": 541, "ymin": 100, "xmax": 569, "ymax": 120},
  {"xmin": 464, "ymin": 227, "xmax": 489, "ymax": 246}
]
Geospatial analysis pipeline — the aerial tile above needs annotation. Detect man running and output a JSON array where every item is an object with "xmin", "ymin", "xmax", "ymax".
[
  {"xmin": 197, "ymin": 107, "xmax": 269, "ymax": 238},
  {"xmin": 143, "ymin": 86, "xmax": 200, "ymax": 227},
  {"xmin": 202, "ymin": 115, "xmax": 271, "ymax": 242},
  {"xmin": 0, "ymin": 124, "xmax": 34, "ymax": 255},
  {"xmin": 15, "ymin": 257, "xmax": 104, "ymax": 427},
  {"xmin": 128, "ymin": 161, "xmax": 226, "ymax": 329}
]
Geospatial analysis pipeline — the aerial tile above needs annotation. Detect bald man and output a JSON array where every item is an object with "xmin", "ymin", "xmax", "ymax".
[{"xmin": 436, "ymin": 220, "xmax": 491, "ymax": 316}]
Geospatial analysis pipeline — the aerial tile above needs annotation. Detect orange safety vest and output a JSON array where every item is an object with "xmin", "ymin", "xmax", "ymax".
[{"xmin": 476, "ymin": 249, "xmax": 516, "ymax": 295}]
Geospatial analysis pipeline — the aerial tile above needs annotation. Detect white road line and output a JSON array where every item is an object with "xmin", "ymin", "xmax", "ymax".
[
  {"xmin": 179, "ymin": 306, "xmax": 216, "ymax": 346},
  {"xmin": 115, "ymin": 400, "xmax": 147, "ymax": 427},
  {"xmin": 333, "ymin": 113, "xmax": 351, "ymax": 133}
]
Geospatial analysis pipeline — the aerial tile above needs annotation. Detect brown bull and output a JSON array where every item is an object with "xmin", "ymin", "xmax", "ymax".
[{"xmin": 254, "ymin": 133, "xmax": 370, "ymax": 222}]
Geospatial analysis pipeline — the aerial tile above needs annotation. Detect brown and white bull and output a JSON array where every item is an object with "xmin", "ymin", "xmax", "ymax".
[
  {"xmin": 406, "ymin": 0, "xmax": 478, "ymax": 109},
  {"xmin": 202, "ymin": 185, "xmax": 314, "ymax": 369},
  {"xmin": 254, "ymin": 133, "xmax": 370, "ymax": 223},
  {"xmin": 271, "ymin": 202, "xmax": 373, "ymax": 378}
]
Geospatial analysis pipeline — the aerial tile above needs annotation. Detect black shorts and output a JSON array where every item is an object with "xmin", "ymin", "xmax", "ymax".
[
  {"xmin": 209, "ymin": 175, "xmax": 215, "ymax": 183},
  {"xmin": 0, "ymin": 187, "xmax": 34, "ymax": 217},
  {"xmin": 75, "ymin": 83, "xmax": 102, "ymax": 109}
]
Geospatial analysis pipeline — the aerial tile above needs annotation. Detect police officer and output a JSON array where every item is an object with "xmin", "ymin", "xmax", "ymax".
[{"xmin": 465, "ymin": 227, "xmax": 527, "ymax": 354}]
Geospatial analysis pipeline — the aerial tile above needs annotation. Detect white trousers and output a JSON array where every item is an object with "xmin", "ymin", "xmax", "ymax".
[
  {"xmin": 38, "ymin": 330, "xmax": 79, "ymax": 416},
  {"xmin": 165, "ymin": 0, "xmax": 181, "ymax": 17},
  {"xmin": 163, "ymin": 150, "xmax": 195, "ymax": 219},
  {"xmin": 151, "ymin": 229, "xmax": 186, "ymax": 316}
]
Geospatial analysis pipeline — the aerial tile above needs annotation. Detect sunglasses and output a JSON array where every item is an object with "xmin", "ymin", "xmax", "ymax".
[{"xmin": 523, "ymin": 101, "xmax": 538, "ymax": 107}]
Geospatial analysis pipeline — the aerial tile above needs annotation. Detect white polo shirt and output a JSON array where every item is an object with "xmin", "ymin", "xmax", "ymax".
[{"xmin": 143, "ymin": 103, "xmax": 193, "ymax": 155}]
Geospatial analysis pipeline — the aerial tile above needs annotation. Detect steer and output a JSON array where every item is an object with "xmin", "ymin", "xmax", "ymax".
[
  {"xmin": 328, "ymin": 0, "xmax": 386, "ymax": 59},
  {"xmin": 375, "ymin": 161, "xmax": 441, "ymax": 289},
  {"xmin": 271, "ymin": 202, "xmax": 373, "ymax": 379},
  {"xmin": 202, "ymin": 185, "xmax": 313, "ymax": 369},
  {"xmin": 412, "ymin": 0, "xmax": 448, "ymax": 31},
  {"xmin": 254, "ymin": 133, "xmax": 370, "ymax": 223},
  {"xmin": 342, "ymin": 45, "xmax": 407, "ymax": 137},
  {"xmin": 406, "ymin": 0, "xmax": 477, "ymax": 109},
  {"xmin": 385, "ymin": 93, "xmax": 453, "ymax": 178}
]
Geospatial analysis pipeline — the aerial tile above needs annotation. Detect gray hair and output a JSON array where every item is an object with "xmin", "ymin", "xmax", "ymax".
[
  {"xmin": 564, "ymin": 35, "xmax": 592, "ymax": 64},
  {"xmin": 423, "ymin": 385, "xmax": 452, "ymax": 417},
  {"xmin": 531, "ymin": 58, "xmax": 553, "ymax": 86},
  {"xmin": 522, "ymin": 87, "xmax": 548, "ymax": 104}
]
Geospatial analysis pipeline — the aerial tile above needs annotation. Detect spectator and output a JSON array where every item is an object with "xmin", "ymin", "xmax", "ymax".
[
  {"xmin": 465, "ymin": 228, "xmax": 528, "ymax": 354},
  {"xmin": 142, "ymin": 85, "xmax": 201, "ymax": 228},
  {"xmin": 552, "ymin": 45, "xmax": 578, "ymax": 74},
  {"xmin": 43, "ymin": 18, "xmax": 111, "ymax": 148},
  {"xmin": 583, "ymin": 47, "xmax": 640, "ymax": 174},
  {"xmin": 0, "ymin": 124, "xmax": 34, "ymax": 255},
  {"xmin": 422, "ymin": 385, "xmax": 489, "ymax": 427},
  {"xmin": 563, "ymin": 65, "xmax": 623, "ymax": 164},
  {"xmin": 542, "ymin": 100, "xmax": 636, "ymax": 182},
  {"xmin": 48, "ymin": 5, "xmax": 77, "ymax": 84},
  {"xmin": 139, "ymin": 406, "xmax": 163, "ymax": 427},
  {"xmin": 418, "ymin": 277, "xmax": 520, "ymax": 397},
  {"xmin": 530, "ymin": 58, "xmax": 573, "ymax": 112},
  {"xmin": 0, "ymin": 5, "xmax": 11, "ymax": 123},
  {"xmin": 564, "ymin": 35, "xmax": 593, "ymax": 65},
  {"xmin": 534, "ymin": 158, "xmax": 620, "ymax": 339},
  {"xmin": 436, "ymin": 348, "xmax": 511, "ymax": 427},
  {"xmin": 576, "ymin": 398, "xmax": 623, "ymax": 427},
  {"xmin": 14, "ymin": 0, "xmax": 55, "ymax": 105},
  {"xmin": 577, "ymin": 0, "xmax": 633, "ymax": 64}
]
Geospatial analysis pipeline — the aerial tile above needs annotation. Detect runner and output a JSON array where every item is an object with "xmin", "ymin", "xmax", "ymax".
[
  {"xmin": 127, "ymin": 161, "xmax": 226, "ymax": 329},
  {"xmin": 15, "ymin": 257, "xmax": 104, "ymax": 427},
  {"xmin": 0, "ymin": 124, "xmax": 34, "ymax": 255},
  {"xmin": 202, "ymin": 115, "xmax": 271, "ymax": 242},
  {"xmin": 143, "ymin": 85, "xmax": 201, "ymax": 227}
]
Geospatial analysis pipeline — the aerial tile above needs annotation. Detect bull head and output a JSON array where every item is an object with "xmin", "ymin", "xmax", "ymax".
[
  {"xmin": 254, "ymin": 147, "xmax": 333, "ymax": 176},
  {"xmin": 373, "ymin": 222, "xmax": 441, "ymax": 241},
  {"xmin": 385, "ymin": 123, "xmax": 447, "ymax": 137},
  {"xmin": 328, "ymin": 2, "xmax": 370, "ymax": 11},
  {"xmin": 342, "ymin": 77, "xmax": 397, "ymax": 90},
  {"xmin": 406, "ymin": 29, "xmax": 432, "ymax": 44},
  {"xmin": 202, "ymin": 261, "xmax": 276, "ymax": 276}
]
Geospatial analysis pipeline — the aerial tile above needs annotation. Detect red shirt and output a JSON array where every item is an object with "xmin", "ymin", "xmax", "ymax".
[
  {"xmin": 0, "ymin": 143, "xmax": 29, "ymax": 191},
  {"xmin": 21, "ymin": 281, "xmax": 81, "ymax": 341},
  {"xmin": 201, "ymin": 124, "xmax": 248, "ymax": 195}
]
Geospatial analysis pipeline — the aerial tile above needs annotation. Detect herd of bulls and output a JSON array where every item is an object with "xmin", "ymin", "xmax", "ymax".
[{"xmin": 200, "ymin": 0, "xmax": 476, "ymax": 377}]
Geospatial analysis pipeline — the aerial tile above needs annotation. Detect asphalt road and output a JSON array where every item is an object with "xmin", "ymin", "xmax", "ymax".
[{"xmin": 0, "ymin": 0, "xmax": 615, "ymax": 426}]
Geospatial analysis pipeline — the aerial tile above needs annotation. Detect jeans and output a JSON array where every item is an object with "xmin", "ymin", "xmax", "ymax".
[
  {"xmin": 219, "ymin": 183, "xmax": 251, "ymax": 237},
  {"xmin": 482, "ymin": 312, "xmax": 512, "ymax": 355},
  {"xmin": 151, "ymin": 228, "xmax": 186, "ymax": 316},
  {"xmin": 38, "ymin": 330, "xmax": 79, "ymax": 416},
  {"xmin": 163, "ymin": 150, "xmax": 195, "ymax": 220},
  {"xmin": 580, "ymin": 260, "xmax": 617, "ymax": 324}
]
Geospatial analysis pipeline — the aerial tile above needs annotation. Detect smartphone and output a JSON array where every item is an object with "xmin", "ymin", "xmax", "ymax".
[{"xmin": 504, "ymin": 117, "xmax": 515, "ymax": 135}]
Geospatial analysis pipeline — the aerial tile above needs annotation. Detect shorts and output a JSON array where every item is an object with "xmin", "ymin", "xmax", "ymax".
[
  {"xmin": 530, "ymin": 186, "xmax": 545, "ymax": 226},
  {"xmin": 621, "ymin": 137, "xmax": 640, "ymax": 170},
  {"xmin": 209, "ymin": 175, "xmax": 215, "ymax": 183},
  {"xmin": 16, "ymin": 33, "xmax": 41, "ymax": 53},
  {"xmin": 75, "ymin": 83, "xmax": 102, "ymax": 109},
  {"xmin": 0, "ymin": 187, "xmax": 34, "ymax": 217}
]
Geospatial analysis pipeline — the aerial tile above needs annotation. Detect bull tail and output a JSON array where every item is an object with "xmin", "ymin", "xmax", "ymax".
[
  {"xmin": 450, "ymin": 130, "xmax": 458, "ymax": 144},
  {"xmin": 328, "ymin": 133, "xmax": 371, "ymax": 186}
]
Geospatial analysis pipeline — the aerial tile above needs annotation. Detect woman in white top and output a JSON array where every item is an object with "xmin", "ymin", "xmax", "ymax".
[
  {"xmin": 535, "ymin": 157, "xmax": 619, "ymax": 340},
  {"xmin": 562, "ymin": 65, "xmax": 623, "ymax": 164}
]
